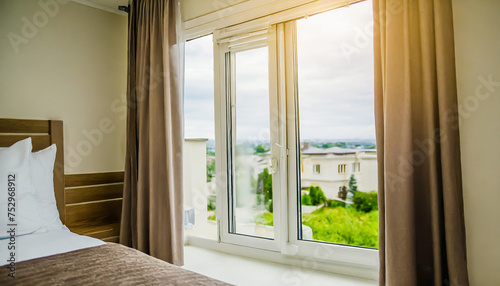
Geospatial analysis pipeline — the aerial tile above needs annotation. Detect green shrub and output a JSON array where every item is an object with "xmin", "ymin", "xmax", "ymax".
[
  {"xmin": 352, "ymin": 191, "xmax": 378, "ymax": 213},
  {"xmin": 255, "ymin": 212, "xmax": 273, "ymax": 226},
  {"xmin": 208, "ymin": 213, "xmax": 216, "ymax": 221},
  {"xmin": 207, "ymin": 197, "xmax": 216, "ymax": 211},
  {"xmin": 256, "ymin": 168, "xmax": 273, "ymax": 213},
  {"xmin": 302, "ymin": 207, "xmax": 379, "ymax": 248},
  {"xmin": 265, "ymin": 199, "xmax": 273, "ymax": 213},
  {"xmin": 327, "ymin": 200, "xmax": 346, "ymax": 208},
  {"xmin": 308, "ymin": 186, "xmax": 326, "ymax": 206},
  {"xmin": 301, "ymin": 194, "xmax": 313, "ymax": 206}
]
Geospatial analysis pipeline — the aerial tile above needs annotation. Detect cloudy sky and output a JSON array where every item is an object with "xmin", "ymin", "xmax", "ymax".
[{"xmin": 184, "ymin": 0, "xmax": 374, "ymax": 141}]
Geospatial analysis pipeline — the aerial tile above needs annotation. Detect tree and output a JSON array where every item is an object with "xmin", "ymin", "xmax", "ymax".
[
  {"xmin": 308, "ymin": 186, "xmax": 326, "ymax": 206},
  {"xmin": 348, "ymin": 174, "xmax": 359, "ymax": 197},
  {"xmin": 206, "ymin": 160, "xmax": 215, "ymax": 182},
  {"xmin": 254, "ymin": 144, "xmax": 270, "ymax": 154},
  {"xmin": 301, "ymin": 194, "xmax": 313, "ymax": 205},
  {"xmin": 338, "ymin": 185, "xmax": 348, "ymax": 200},
  {"xmin": 257, "ymin": 168, "xmax": 273, "ymax": 213}
]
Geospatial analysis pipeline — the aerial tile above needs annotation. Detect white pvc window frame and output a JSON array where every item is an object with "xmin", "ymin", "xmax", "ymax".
[
  {"xmin": 188, "ymin": 0, "xmax": 379, "ymax": 277},
  {"xmin": 214, "ymin": 27, "xmax": 284, "ymax": 252}
]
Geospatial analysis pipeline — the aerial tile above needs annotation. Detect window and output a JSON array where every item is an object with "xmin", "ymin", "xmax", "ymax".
[
  {"xmin": 229, "ymin": 46, "xmax": 274, "ymax": 239},
  {"xmin": 183, "ymin": 35, "xmax": 217, "ymax": 240},
  {"xmin": 353, "ymin": 162, "xmax": 361, "ymax": 172},
  {"xmin": 296, "ymin": 2, "xmax": 378, "ymax": 249},
  {"xmin": 338, "ymin": 164, "xmax": 347, "ymax": 174},
  {"xmin": 312, "ymin": 164, "xmax": 320, "ymax": 174},
  {"xmin": 193, "ymin": 0, "xmax": 378, "ymax": 269}
]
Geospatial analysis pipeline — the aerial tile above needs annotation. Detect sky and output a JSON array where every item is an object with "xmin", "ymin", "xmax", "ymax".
[{"xmin": 184, "ymin": 0, "xmax": 375, "ymax": 141}]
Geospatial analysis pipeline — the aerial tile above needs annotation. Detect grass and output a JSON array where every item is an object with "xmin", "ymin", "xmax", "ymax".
[
  {"xmin": 211, "ymin": 205, "xmax": 379, "ymax": 249},
  {"xmin": 302, "ymin": 206, "xmax": 379, "ymax": 248}
]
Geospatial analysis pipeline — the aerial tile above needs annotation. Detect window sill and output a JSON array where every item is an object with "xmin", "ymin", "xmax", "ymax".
[{"xmin": 185, "ymin": 234, "xmax": 379, "ymax": 281}]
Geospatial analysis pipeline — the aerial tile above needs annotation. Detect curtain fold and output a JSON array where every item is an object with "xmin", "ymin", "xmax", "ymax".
[
  {"xmin": 373, "ymin": 0, "xmax": 469, "ymax": 285},
  {"xmin": 120, "ymin": 0, "xmax": 184, "ymax": 266}
]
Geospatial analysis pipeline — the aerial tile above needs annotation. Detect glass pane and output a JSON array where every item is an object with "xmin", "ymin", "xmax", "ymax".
[
  {"xmin": 297, "ymin": 1, "xmax": 378, "ymax": 248},
  {"xmin": 231, "ymin": 47, "xmax": 274, "ymax": 239},
  {"xmin": 183, "ymin": 35, "xmax": 217, "ymax": 240}
]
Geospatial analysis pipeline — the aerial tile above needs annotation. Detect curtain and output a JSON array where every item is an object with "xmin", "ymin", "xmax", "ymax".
[
  {"xmin": 373, "ymin": 0, "xmax": 469, "ymax": 285},
  {"xmin": 120, "ymin": 0, "xmax": 184, "ymax": 266}
]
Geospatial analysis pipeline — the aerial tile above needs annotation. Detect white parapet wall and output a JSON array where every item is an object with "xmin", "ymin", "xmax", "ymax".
[{"xmin": 183, "ymin": 139, "xmax": 217, "ymax": 240}]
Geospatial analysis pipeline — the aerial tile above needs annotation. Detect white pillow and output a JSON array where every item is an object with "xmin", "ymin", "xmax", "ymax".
[
  {"xmin": 0, "ymin": 138, "xmax": 44, "ymax": 238},
  {"xmin": 30, "ymin": 144, "xmax": 64, "ymax": 232}
]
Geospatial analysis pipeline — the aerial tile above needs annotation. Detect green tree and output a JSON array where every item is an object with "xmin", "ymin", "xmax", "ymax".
[
  {"xmin": 348, "ymin": 174, "xmax": 359, "ymax": 197},
  {"xmin": 338, "ymin": 185, "xmax": 348, "ymax": 200},
  {"xmin": 352, "ymin": 191, "xmax": 378, "ymax": 213},
  {"xmin": 206, "ymin": 160, "xmax": 215, "ymax": 182},
  {"xmin": 308, "ymin": 186, "xmax": 326, "ymax": 206},
  {"xmin": 301, "ymin": 194, "xmax": 313, "ymax": 206},
  {"xmin": 257, "ymin": 168, "xmax": 273, "ymax": 213},
  {"xmin": 312, "ymin": 142, "xmax": 346, "ymax": 149},
  {"xmin": 254, "ymin": 144, "xmax": 270, "ymax": 154}
]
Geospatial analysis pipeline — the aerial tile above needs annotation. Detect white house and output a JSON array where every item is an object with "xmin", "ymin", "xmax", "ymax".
[{"xmin": 300, "ymin": 143, "xmax": 378, "ymax": 200}]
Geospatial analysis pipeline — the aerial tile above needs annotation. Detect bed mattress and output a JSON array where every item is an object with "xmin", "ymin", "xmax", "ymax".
[{"xmin": 0, "ymin": 242, "xmax": 230, "ymax": 285}]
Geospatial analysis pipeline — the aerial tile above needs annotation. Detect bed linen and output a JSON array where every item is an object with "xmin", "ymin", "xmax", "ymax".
[
  {"xmin": 0, "ymin": 242, "xmax": 230, "ymax": 285},
  {"xmin": 0, "ymin": 228, "xmax": 104, "ymax": 266}
]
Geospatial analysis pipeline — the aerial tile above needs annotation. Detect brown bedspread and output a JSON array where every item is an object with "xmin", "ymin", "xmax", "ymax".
[{"xmin": 0, "ymin": 243, "xmax": 231, "ymax": 285}]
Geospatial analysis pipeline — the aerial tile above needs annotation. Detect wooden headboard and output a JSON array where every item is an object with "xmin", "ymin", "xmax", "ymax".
[
  {"xmin": 64, "ymin": 171, "xmax": 124, "ymax": 242},
  {"xmin": 0, "ymin": 118, "xmax": 124, "ymax": 242},
  {"xmin": 0, "ymin": 118, "xmax": 65, "ymax": 223}
]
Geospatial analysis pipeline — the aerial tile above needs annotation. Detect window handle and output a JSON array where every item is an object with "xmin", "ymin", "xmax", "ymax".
[{"xmin": 270, "ymin": 158, "xmax": 279, "ymax": 174}]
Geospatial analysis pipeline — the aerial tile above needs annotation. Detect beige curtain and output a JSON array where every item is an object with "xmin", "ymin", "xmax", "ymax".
[
  {"xmin": 373, "ymin": 0, "xmax": 469, "ymax": 285},
  {"xmin": 120, "ymin": 0, "xmax": 184, "ymax": 266}
]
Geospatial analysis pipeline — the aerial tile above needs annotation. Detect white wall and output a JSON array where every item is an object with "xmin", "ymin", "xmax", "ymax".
[
  {"xmin": 0, "ymin": 0, "xmax": 128, "ymax": 174},
  {"xmin": 453, "ymin": 0, "xmax": 500, "ymax": 285},
  {"xmin": 183, "ymin": 139, "xmax": 218, "ymax": 240}
]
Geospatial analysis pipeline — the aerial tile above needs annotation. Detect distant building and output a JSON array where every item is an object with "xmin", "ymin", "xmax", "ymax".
[
  {"xmin": 183, "ymin": 139, "xmax": 217, "ymax": 239},
  {"xmin": 300, "ymin": 143, "xmax": 378, "ymax": 200}
]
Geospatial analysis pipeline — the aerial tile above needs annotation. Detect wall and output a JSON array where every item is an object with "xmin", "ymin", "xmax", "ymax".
[
  {"xmin": 180, "ymin": 0, "xmax": 249, "ymax": 21},
  {"xmin": 0, "ymin": 0, "xmax": 128, "ymax": 174},
  {"xmin": 453, "ymin": 0, "xmax": 500, "ymax": 285},
  {"xmin": 183, "ymin": 139, "xmax": 218, "ymax": 240}
]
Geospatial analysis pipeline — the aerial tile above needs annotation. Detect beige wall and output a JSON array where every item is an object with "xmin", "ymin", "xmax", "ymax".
[
  {"xmin": 0, "ymin": 0, "xmax": 128, "ymax": 174},
  {"xmin": 453, "ymin": 0, "xmax": 500, "ymax": 285},
  {"xmin": 180, "ymin": 0, "xmax": 249, "ymax": 21}
]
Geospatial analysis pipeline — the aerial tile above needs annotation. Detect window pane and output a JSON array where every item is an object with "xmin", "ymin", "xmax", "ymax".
[
  {"xmin": 231, "ymin": 47, "xmax": 274, "ymax": 239},
  {"xmin": 297, "ymin": 1, "xmax": 379, "ymax": 248},
  {"xmin": 183, "ymin": 35, "xmax": 217, "ymax": 240}
]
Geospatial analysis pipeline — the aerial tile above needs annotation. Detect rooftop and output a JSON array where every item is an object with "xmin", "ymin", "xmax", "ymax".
[{"xmin": 301, "ymin": 145, "xmax": 377, "ymax": 156}]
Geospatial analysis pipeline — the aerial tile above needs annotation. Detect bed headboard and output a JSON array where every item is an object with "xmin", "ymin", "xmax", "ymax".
[{"xmin": 0, "ymin": 118, "xmax": 65, "ymax": 223}]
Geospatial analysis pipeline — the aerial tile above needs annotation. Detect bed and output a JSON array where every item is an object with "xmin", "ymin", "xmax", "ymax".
[{"xmin": 0, "ymin": 119, "xmax": 229, "ymax": 285}]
